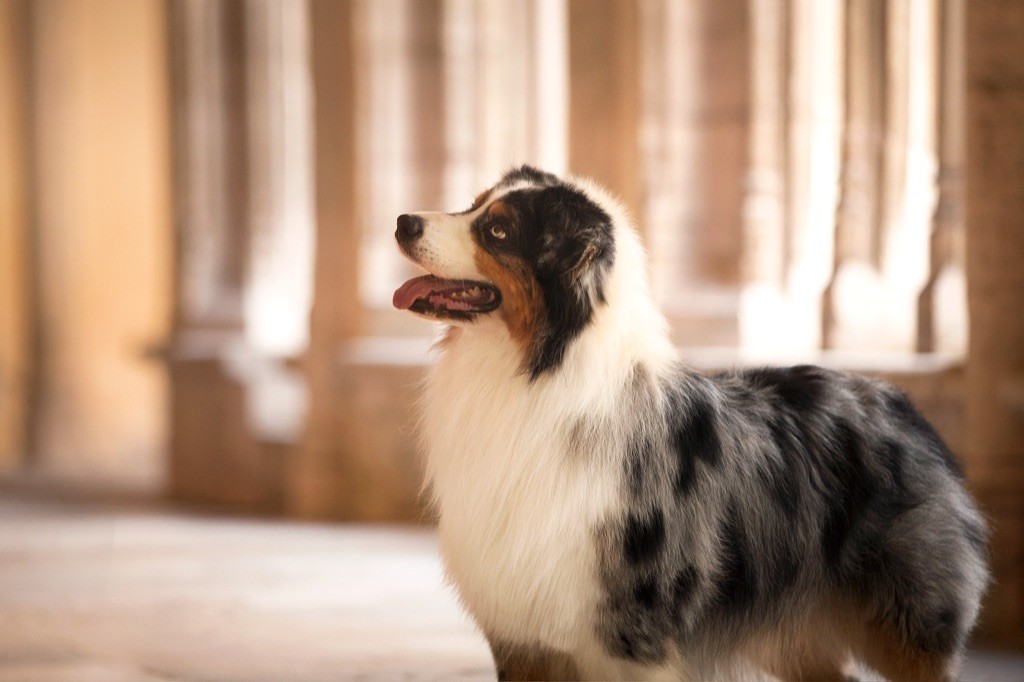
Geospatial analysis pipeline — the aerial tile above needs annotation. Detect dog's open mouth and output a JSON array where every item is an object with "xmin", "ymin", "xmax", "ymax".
[{"xmin": 393, "ymin": 275, "xmax": 501, "ymax": 317}]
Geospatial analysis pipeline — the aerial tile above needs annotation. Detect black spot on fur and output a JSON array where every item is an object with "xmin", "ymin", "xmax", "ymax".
[
  {"xmin": 766, "ymin": 411, "xmax": 812, "ymax": 457},
  {"xmin": 714, "ymin": 506, "xmax": 758, "ymax": 614},
  {"xmin": 623, "ymin": 510, "xmax": 665, "ymax": 564},
  {"xmin": 876, "ymin": 438, "xmax": 922, "ymax": 515},
  {"xmin": 626, "ymin": 433, "xmax": 657, "ymax": 497},
  {"xmin": 671, "ymin": 395, "xmax": 722, "ymax": 497},
  {"xmin": 616, "ymin": 632, "xmax": 636, "ymax": 659},
  {"xmin": 758, "ymin": 452, "xmax": 802, "ymax": 519},
  {"xmin": 746, "ymin": 365, "xmax": 831, "ymax": 415},
  {"xmin": 885, "ymin": 389, "xmax": 963, "ymax": 478},
  {"xmin": 877, "ymin": 439, "xmax": 907, "ymax": 493},
  {"xmin": 820, "ymin": 419, "xmax": 876, "ymax": 567},
  {"xmin": 671, "ymin": 566, "xmax": 699, "ymax": 615},
  {"xmin": 920, "ymin": 608, "xmax": 962, "ymax": 655},
  {"xmin": 633, "ymin": 578, "xmax": 660, "ymax": 610},
  {"xmin": 764, "ymin": 411, "xmax": 823, "ymax": 514}
]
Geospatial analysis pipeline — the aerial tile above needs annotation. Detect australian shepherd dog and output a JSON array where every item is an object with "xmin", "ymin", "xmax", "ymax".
[{"xmin": 392, "ymin": 166, "xmax": 989, "ymax": 681}]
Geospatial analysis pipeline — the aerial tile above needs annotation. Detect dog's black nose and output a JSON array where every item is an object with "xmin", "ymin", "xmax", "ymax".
[{"xmin": 396, "ymin": 214, "xmax": 424, "ymax": 243}]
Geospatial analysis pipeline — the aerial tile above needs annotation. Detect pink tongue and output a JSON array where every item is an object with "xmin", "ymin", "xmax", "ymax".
[{"xmin": 393, "ymin": 275, "xmax": 447, "ymax": 310}]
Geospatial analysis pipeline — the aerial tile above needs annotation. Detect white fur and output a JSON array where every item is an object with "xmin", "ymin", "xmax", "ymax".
[
  {"xmin": 420, "ymin": 183, "xmax": 679, "ymax": 678},
  {"xmin": 406, "ymin": 210, "xmax": 486, "ymax": 280},
  {"xmin": 408, "ymin": 184, "xmax": 531, "ymax": 281}
]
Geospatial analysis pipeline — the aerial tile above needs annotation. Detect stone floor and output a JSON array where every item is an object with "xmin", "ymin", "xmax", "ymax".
[{"xmin": 0, "ymin": 493, "xmax": 1022, "ymax": 681}]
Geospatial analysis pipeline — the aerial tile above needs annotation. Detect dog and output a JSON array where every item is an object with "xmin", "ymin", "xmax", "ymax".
[{"xmin": 393, "ymin": 166, "xmax": 989, "ymax": 681}]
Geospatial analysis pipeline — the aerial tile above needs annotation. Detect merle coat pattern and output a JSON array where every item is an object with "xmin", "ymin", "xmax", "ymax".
[{"xmin": 395, "ymin": 166, "xmax": 989, "ymax": 681}]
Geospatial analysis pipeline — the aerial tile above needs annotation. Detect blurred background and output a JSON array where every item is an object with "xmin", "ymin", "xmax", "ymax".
[{"xmin": 1, "ymin": 0, "xmax": 1023, "ymax": 677}]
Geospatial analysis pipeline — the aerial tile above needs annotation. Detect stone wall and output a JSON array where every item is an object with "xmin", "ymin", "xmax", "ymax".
[{"xmin": 965, "ymin": 0, "xmax": 1024, "ymax": 648}]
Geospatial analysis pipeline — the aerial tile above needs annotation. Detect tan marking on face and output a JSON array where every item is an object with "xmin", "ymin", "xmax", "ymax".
[
  {"xmin": 466, "ymin": 189, "xmax": 492, "ymax": 214},
  {"xmin": 485, "ymin": 198, "xmax": 515, "ymax": 219},
  {"xmin": 474, "ymin": 247, "xmax": 544, "ymax": 354}
]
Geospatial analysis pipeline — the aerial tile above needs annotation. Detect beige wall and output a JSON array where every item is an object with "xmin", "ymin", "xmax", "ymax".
[{"xmin": 20, "ymin": 0, "xmax": 172, "ymax": 486}]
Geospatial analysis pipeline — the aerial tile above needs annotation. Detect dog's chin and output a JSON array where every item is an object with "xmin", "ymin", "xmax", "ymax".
[{"xmin": 393, "ymin": 273, "xmax": 502, "ymax": 322}]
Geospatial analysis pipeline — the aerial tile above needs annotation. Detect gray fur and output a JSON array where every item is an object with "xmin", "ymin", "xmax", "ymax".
[{"xmin": 587, "ymin": 361, "xmax": 989, "ymax": 676}]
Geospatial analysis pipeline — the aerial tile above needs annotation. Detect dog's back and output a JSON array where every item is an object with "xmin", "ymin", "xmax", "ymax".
[{"xmin": 596, "ymin": 362, "xmax": 988, "ymax": 680}]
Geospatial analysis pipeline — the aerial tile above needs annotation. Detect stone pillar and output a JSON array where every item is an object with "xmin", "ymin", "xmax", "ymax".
[
  {"xmin": 167, "ymin": 0, "xmax": 253, "ymax": 506},
  {"xmin": 876, "ymin": 0, "xmax": 946, "ymax": 350},
  {"xmin": 168, "ymin": 0, "xmax": 314, "ymax": 510},
  {"xmin": 824, "ymin": 0, "xmax": 955, "ymax": 355},
  {"xmin": 21, "ymin": 0, "xmax": 172, "ymax": 486},
  {"xmin": 741, "ymin": 0, "xmax": 844, "ymax": 356},
  {"xmin": 739, "ymin": 0, "xmax": 795, "ymax": 356},
  {"xmin": 639, "ymin": 0, "xmax": 747, "ymax": 347},
  {"xmin": 409, "ymin": 0, "xmax": 446, "ymax": 212},
  {"xmin": 442, "ymin": 0, "xmax": 478, "ymax": 206},
  {"xmin": 355, "ymin": 0, "xmax": 406, "ymax": 313},
  {"xmin": 0, "ymin": 0, "xmax": 34, "ymax": 473},
  {"xmin": 640, "ymin": 0, "xmax": 701, "ymax": 302},
  {"xmin": 823, "ymin": 0, "xmax": 886, "ymax": 350},
  {"xmin": 293, "ymin": 0, "xmax": 430, "ymax": 521},
  {"xmin": 918, "ymin": 0, "xmax": 967, "ymax": 355},
  {"xmin": 744, "ymin": 0, "xmax": 789, "ymax": 292},
  {"xmin": 244, "ymin": 0, "xmax": 316, "ymax": 361},
  {"xmin": 444, "ymin": 0, "xmax": 568, "ymax": 204},
  {"xmin": 477, "ymin": 0, "xmax": 538, "ymax": 183},
  {"xmin": 568, "ymin": 0, "xmax": 642, "ymax": 221},
  {"xmin": 289, "ymin": 0, "xmax": 364, "ymax": 519},
  {"xmin": 965, "ymin": 0, "xmax": 1024, "ymax": 646}
]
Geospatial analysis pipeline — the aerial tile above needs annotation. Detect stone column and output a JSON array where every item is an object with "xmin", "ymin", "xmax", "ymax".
[
  {"xmin": 0, "ymin": 0, "xmax": 34, "ymax": 472},
  {"xmin": 568, "ymin": 0, "xmax": 642, "ymax": 221},
  {"xmin": 638, "ymin": 0, "xmax": 748, "ymax": 347},
  {"xmin": 244, "ymin": 0, "xmax": 316, "ymax": 361},
  {"xmin": 742, "ymin": 0, "xmax": 844, "ymax": 356},
  {"xmin": 918, "ymin": 0, "xmax": 967, "ymax": 355},
  {"xmin": 873, "ymin": 0, "xmax": 943, "ymax": 355},
  {"xmin": 168, "ymin": 0, "xmax": 314, "ymax": 510},
  {"xmin": 965, "ymin": 0, "xmax": 1024, "ymax": 646},
  {"xmin": 639, "ymin": 0, "xmax": 701, "ymax": 303},
  {"xmin": 409, "ymin": 0, "xmax": 446, "ymax": 213},
  {"xmin": 476, "ymin": 0, "xmax": 539, "ymax": 183},
  {"xmin": 444, "ymin": 0, "xmax": 568, "ymax": 202},
  {"xmin": 21, "ymin": 0, "xmax": 172, "ymax": 486},
  {"xmin": 744, "ymin": 0, "xmax": 789, "ymax": 289},
  {"xmin": 823, "ymin": 0, "xmax": 886, "ymax": 350},
  {"xmin": 168, "ymin": 0, "xmax": 252, "ymax": 506},
  {"xmin": 291, "ymin": 0, "xmax": 422, "ymax": 520},
  {"xmin": 739, "ymin": 0, "xmax": 790, "ymax": 355},
  {"xmin": 881, "ymin": 0, "xmax": 944, "ymax": 354}
]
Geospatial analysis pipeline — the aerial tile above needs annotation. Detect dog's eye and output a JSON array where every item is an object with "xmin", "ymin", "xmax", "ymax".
[{"xmin": 489, "ymin": 225, "xmax": 507, "ymax": 240}]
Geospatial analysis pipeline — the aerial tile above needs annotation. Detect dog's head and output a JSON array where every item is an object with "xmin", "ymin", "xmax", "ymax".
[{"xmin": 393, "ymin": 166, "xmax": 620, "ymax": 377}]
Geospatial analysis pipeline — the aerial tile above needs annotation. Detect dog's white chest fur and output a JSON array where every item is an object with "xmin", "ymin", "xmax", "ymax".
[{"xmin": 423, "ymin": 330, "xmax": 619, "ymax": 651}]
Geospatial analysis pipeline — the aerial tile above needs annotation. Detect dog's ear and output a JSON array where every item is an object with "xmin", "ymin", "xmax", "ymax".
[{"xmin": 535, "ymin": 185, "xmax": 614, "ymax": 280}]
